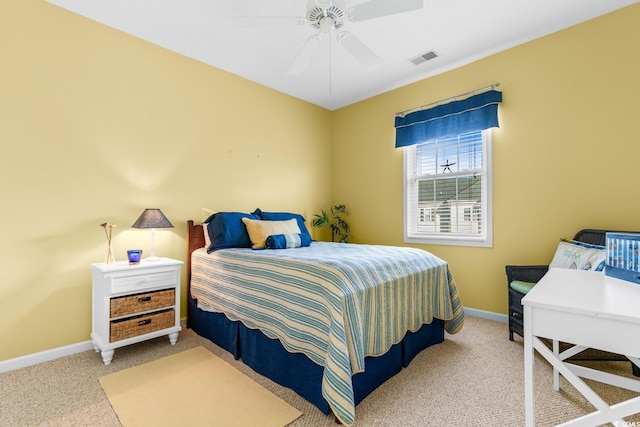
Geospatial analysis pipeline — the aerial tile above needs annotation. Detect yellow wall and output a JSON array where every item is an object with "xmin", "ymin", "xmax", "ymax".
[
  {"xmin": 2, "ymin": 1, "xmax": 638, "ymax": 362},
  {"xmin": 332, "ymin": 4, "xmax": 640, "ymax": 314},
  {"xmin": 0, "ymin": 1, "xmax": 331, "ymax": 361}
]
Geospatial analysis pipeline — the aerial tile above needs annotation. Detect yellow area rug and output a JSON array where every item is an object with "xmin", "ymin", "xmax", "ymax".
[{"xmin": 99, "ymin": 346, "xmax": 302, "ymax": 427}]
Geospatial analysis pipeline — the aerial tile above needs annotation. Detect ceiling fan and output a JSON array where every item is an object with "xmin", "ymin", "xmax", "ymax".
[{"xmin": 232, "ymin": 0, "xmax": 424, "ymax": 75}]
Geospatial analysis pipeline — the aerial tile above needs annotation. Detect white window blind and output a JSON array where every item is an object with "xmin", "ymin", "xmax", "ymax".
[{"xmin": 404, "ymin": 130, "xmax": 492, "ymax": 247}]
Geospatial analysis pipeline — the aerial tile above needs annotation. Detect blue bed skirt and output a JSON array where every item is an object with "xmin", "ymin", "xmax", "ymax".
[{"xmin": 188, "ymin": 296, "xmax": 444, "ymax": 414}]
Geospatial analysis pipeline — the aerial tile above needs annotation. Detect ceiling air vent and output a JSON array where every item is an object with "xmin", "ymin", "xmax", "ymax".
[{"xmin": 409, "ymin": 50, "xmax": 439, "ymax": 66}]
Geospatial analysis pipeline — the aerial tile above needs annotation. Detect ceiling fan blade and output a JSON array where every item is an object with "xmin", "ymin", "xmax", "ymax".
[
  {"xmin": 287, "ymin": 35, "xmax": 323, "ymax": 75},
  {"xmin": 232, "ymin": 16, "xmax": 304, "ymax": 28},
  {"xmin": 337, "ymin": 31, "xmax": 382, "ymax": 70},
  {"xmin": 349, "ymin": 0, "xmax": 423, "ymax": 22}
]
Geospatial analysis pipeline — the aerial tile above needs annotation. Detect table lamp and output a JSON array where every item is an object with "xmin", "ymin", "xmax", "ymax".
[{"xmin": 131, "ymin": 208, "xmax": 174, "ymax": 261}]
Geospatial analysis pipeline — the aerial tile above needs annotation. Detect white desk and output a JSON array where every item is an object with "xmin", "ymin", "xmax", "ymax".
[{"xmin": 522, "ymin": 268, "xmax": 640, "ymax": 426}]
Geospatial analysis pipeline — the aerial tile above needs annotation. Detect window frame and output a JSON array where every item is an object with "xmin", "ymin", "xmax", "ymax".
[{"xmin": 403, "ymin": 130, "xmax": 493, "ymax": 247}]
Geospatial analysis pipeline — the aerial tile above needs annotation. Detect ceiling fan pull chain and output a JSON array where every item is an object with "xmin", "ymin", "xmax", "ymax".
[{"xmin": 329, "ymin": 36, "xmax": 333, "ymax": 96}]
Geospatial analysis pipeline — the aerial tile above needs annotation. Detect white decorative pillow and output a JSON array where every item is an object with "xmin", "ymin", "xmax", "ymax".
[
  {"xmin": 549, "ymin": 240, "xmax": 606, "ymax": 271},
  {"xmin": 241, "ymin": 218, "xmax": 301, "ymax": 249}
]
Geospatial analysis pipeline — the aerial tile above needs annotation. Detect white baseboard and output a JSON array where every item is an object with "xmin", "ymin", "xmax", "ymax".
[
  {"xmin": 0, "ymin": 313, "xmax": 504, "ymax": 374},
  {"xmin": 0, "ymin": 318, "xmax": 190, "ymax": 374},
  {"xmin": 464, "ymin": 307, "xmax": 508, "ymax": 323},
  {"xmin": 0, "ymin": 340, "xmax": 95, "ymax": 374}
]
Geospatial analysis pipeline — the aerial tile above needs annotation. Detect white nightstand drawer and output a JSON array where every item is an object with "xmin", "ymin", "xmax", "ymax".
[{"xmin": 109, "ymin": 270, "xmax": 176, "ymax": 293}]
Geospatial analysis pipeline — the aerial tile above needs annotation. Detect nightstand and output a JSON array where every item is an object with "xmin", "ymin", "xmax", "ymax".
[{"xmin": 91, "ymin": 257, "xmax": 183, "ymax": 365}]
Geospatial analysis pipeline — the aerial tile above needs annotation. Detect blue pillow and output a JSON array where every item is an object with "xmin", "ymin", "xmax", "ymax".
[
  {"xmin": 252, "ymin": 208, "xmax": 311, "ymax": 239},
  {"xmin": 204, "ymin": 212, "xmax": 259, "ymax": 253},
  {"xmin": 265, "ymin": 233, "xmax": 312, "ymax": 249}
]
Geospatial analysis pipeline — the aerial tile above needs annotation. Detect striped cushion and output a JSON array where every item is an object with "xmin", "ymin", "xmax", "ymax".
[{"xmin": 265, "ymin": 233, "xmax": 311, "ymax": 249}]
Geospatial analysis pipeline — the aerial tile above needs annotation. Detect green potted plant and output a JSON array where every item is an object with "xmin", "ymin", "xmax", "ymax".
[{"xmin": 312, "ymin": 204, "xmax": 350, "ymax": 243}]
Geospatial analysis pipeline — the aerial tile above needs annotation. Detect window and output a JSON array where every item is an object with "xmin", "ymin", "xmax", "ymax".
[{"xmin": 403, "ymin": 130, "xmax": 492, "ymax": 247}]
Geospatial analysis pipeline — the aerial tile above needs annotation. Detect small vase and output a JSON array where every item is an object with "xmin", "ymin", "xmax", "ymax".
[{"xmin": 105, "ymin": 242, "xmax": 115, "ymax": 264}]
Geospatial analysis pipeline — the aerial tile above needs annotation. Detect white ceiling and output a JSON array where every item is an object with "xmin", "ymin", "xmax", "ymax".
[{"xmin": 45, "ymin": 0, "xmax": 637, "ymax": 110}]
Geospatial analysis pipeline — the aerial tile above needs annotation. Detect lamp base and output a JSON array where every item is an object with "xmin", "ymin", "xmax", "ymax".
[{"xmin": 145, "ymin": 256, "xmax": 162, "ymax": 262}]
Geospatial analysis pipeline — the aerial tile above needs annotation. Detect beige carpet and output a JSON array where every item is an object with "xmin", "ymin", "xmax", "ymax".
[
  {"xmin": 3, "ymin": 316, "xmax": 640, "ymax": 426},
  {"xmin": 99, "ymin": 346, "xmax": 302, "ymax": 427}
]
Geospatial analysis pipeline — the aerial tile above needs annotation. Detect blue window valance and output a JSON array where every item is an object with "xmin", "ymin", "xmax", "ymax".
[{"xmin": 394, "ymin": 90, "xmax": 502, "ymax": 148}]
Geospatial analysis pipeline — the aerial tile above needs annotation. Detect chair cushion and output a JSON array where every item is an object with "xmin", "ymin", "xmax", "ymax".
[{"xmin": 510, "ymin": 280, "xmax": 536, "ymax": 295}]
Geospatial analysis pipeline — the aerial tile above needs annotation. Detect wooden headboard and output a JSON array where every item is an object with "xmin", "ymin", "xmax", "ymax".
[{"xmin": 186, "ymin": 220, "xmax": 205, "ymax": 326}]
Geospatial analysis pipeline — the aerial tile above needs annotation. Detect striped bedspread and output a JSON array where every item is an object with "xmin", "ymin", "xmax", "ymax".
[{"xmin": 191, "ymin": 242, "xmax": 464, "ymax": 426}]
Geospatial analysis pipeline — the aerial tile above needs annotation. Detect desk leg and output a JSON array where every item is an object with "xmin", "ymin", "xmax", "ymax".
[
  {"xmin": 524, "ymin": 305, "xmax": 535, "ymax": 427},
  {"xmin": 553, "ymin": 339, "xmax": 560, "ymax": 391},
  {"xmin": 534, "ymin": 340, "xmax": 629, "ymax": 426}
]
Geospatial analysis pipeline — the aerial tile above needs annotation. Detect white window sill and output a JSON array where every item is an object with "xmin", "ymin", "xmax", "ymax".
[{"xmin": 404, "ymin": 234, "xmax": 493, "ymax": 248}]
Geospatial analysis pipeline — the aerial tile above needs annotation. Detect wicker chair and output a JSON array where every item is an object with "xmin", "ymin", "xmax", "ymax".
[
  {"xmin": 506, "ymin": 228, "xmax": 640, "ymax": 375},
  {"xmin": 506, "ymin": 229, "xmax": 610, "ymax": 341}
]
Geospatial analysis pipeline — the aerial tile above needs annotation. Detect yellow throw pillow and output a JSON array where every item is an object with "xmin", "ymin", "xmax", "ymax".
[{"xmin": 241, "ymin": 218, "xmax": 301, "ymax": 249}]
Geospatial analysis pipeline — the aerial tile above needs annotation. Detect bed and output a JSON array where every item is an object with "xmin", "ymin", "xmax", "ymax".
[{"xmin": 186, "ymin": 214, "xmax": 464, "ymax": 425}]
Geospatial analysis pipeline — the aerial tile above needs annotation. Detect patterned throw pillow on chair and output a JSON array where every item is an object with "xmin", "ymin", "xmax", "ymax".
[{"xmin": 549, "ymin": 240, "xmax": 606, "ymax": 271}]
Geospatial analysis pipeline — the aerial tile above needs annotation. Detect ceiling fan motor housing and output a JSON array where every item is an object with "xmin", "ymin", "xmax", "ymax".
[{"xmin": 307, "ymin": 0, "xmax": 346, "ymax": 32}]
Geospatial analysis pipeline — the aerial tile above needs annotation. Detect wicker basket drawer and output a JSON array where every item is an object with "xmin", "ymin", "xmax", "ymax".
[
  {"xmin": 110, "ymin": 309, "xmax": 175, "ymax": 342},
  {"xmin": 110, "ymin": 289, "xmax": 175, "ymax": 318}
]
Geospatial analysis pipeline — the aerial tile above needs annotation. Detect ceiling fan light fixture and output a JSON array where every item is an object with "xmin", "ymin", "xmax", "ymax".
[{"xmin": 319, "ymin": 16, "xmax": 335, "ymax": 33}]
